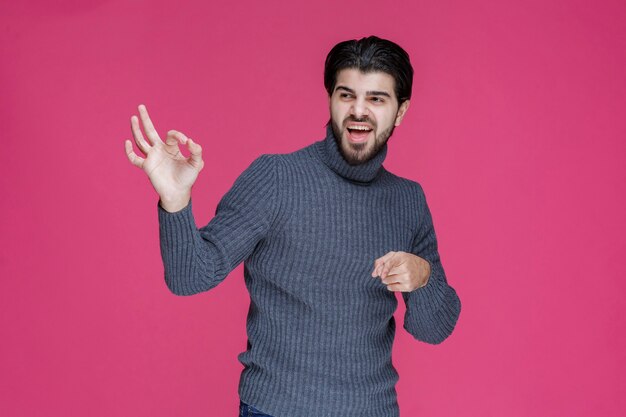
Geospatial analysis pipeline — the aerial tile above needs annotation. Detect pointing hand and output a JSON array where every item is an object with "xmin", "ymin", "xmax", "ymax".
[{"xmin": 371, "ymin": 251, "xmax": 431, "ymax": 292}]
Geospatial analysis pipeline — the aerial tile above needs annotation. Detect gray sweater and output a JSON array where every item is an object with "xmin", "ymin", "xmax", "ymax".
[{"xmin": 157, "ymin": 126, "xmax": 461, "ymax": 417}]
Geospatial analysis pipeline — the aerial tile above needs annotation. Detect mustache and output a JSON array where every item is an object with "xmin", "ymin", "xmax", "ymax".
[{"xmin": 343, "ymin": 116, "xmax": 375, "ymax": 126}]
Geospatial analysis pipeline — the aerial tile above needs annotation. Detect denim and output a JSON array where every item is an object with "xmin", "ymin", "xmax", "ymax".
[{"xmin": 239, "ymin": 400, "xmax": 274, "ymax": 417}]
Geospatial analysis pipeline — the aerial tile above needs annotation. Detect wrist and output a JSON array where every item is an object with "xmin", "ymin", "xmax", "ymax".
[
  {"xmin": 159, "ymin": 192, "xmax": 191, "ymax": 213},
  {"xmin": 420, "ymin": 258, "xmax": 432, "ymax": 288}
]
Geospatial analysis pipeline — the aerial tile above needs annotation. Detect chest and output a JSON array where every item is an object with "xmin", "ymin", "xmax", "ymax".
[{"xmin": 250, "ymin": 182, "xmax": 417, "ymax": 295}]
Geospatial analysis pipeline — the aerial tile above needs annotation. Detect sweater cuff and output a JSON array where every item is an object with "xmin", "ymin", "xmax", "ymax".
[
  {"xmin": 157, "ymin": 197, "xmax": 192, "ymax": 214},
  {"xmin": 157, "ymin": 197, "xmax": 198, "ymax": 244},
  {"xmin": 403, "ymin": 269, "xmax": 461, "ymax": 344},
  {"xmin": 159, "ymin": 192, "xmax": 196, "ymax": 219}
]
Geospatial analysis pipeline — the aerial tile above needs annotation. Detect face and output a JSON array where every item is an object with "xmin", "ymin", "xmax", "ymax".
[{"xmin": 329, "ymin": 68, "xmax": 410, "ymax": 165}]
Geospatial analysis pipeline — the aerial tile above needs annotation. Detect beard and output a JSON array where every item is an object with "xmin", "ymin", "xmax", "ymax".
[{"xmin": 330, "ymin": 116, "xmax": 396, "ymax": 166}]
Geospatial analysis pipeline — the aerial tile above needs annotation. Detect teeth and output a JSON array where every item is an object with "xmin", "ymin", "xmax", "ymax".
[{"xmin": 348, "ymin": 126, "xmax": 372, "ymax": 131}]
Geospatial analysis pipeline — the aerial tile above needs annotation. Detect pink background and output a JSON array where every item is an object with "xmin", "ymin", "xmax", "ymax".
[{"xmin": 1, "ymin": 0, "xmax": 624, "ymax": 416}]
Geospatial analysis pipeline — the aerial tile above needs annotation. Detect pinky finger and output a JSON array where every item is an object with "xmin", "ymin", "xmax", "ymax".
[{"xmin": 125, "ymin": 140, "xmax": 145, "ymax": 168}]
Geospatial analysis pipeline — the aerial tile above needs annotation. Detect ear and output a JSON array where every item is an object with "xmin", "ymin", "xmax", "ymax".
[{"xmin": 394, "ymin": 100, "xmax": 410, "ymax": 126}]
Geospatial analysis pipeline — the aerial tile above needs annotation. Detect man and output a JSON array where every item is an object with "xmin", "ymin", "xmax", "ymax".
[{"xmin": 125, "ymin": 36, "xmax": 461, "ymax": 417}]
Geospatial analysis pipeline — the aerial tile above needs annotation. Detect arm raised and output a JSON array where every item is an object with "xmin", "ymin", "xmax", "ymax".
[
  {"xmin": 124, "ymin": 104, "xmax": 279, "ymax": 295},
  {"xmin": 157, "ymin": 154, "xmax": 280, "ymax": 296}
]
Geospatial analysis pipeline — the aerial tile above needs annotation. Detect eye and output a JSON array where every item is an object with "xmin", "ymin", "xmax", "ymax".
[
  {"xmin": 370, "ymin": 97, "xmax": 384, "ymax": 103},
  {"xmin": 340, "ymin": 93, "xmax": 354, "ymax": 99}
]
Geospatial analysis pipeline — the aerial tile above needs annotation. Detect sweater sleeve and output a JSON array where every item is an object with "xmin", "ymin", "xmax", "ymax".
[
  {"xmin": 157, "ymin": 154, "xmax": 279, "ymax": 296},
  {"xmin": 401, "ymin": 184, "xmax": 461, "ymax": 344}
]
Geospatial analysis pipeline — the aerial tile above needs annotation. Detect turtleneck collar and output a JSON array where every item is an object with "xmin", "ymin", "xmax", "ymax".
[{"xmin": 314, "ymin": 124, "xmax": 387, "ymax": 184}]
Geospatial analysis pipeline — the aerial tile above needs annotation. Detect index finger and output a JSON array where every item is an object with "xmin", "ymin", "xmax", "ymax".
[
  {"xmin": 138, "ymin": 104, "xmax": 163, "ymax": 144},
  {"xmin": 375, "ymin": 251, "xmax": 397, "ymax": 267},
  {"xmin": 379, "ymin": 252, "xmax": 402, "ymax": 278}
]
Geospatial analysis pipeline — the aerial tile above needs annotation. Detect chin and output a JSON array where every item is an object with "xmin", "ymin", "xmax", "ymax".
[{"xmin": 342, "ymin": 142, "xmax": 373, "ymax": 165}]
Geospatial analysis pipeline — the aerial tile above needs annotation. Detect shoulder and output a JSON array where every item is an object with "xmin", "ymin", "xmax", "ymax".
[
  {"xmin": 253, "ymin": 142, "xmax": 320, "ymax": 178},
  {"xmin": 380, "ymin": 168, "xmax": 427, "ymax": 198},
  {"xmin": 254, "ymin": 139, "xmax": 318, "ymax": 162},
  {"xmin": 238, "ymin": 153, "xmax": 281, "ymax": 179}
]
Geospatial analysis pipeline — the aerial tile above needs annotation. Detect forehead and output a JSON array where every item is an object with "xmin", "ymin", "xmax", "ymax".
[{"xmin": 334, "ymin": 68, "xmax": 396, "ymax": 96}]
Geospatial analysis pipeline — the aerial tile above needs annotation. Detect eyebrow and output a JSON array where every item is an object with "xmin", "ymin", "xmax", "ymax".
[{"xmin": 335, "ymin": 85, "xmax": 392, "ymax": 98}]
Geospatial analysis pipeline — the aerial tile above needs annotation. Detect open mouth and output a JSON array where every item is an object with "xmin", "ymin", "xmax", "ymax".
[{"xmin": 346, "ymin": 125, "xmax": 373, "ymax": 142}]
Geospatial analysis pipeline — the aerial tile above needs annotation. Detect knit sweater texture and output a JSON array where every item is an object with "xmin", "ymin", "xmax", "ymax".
[{"xmin": 157, "ymin": 126, "xmax": 461, "ymax": 417}]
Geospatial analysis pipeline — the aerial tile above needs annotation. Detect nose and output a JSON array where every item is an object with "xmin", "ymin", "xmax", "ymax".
[{"xmin": 350, "ymin": 97, "xmax": 369, "ymax": 119}]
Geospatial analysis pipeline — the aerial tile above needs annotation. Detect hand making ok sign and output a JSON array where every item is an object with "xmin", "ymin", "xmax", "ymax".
[{"xmin": 124, "ymin": 104, "xmax": 204, "ymax": 212}]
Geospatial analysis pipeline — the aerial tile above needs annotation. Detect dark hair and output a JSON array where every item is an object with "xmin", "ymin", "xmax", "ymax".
[{"xmin": 324, "ymin": 36, "xmax": 414, "ymax": 105}]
